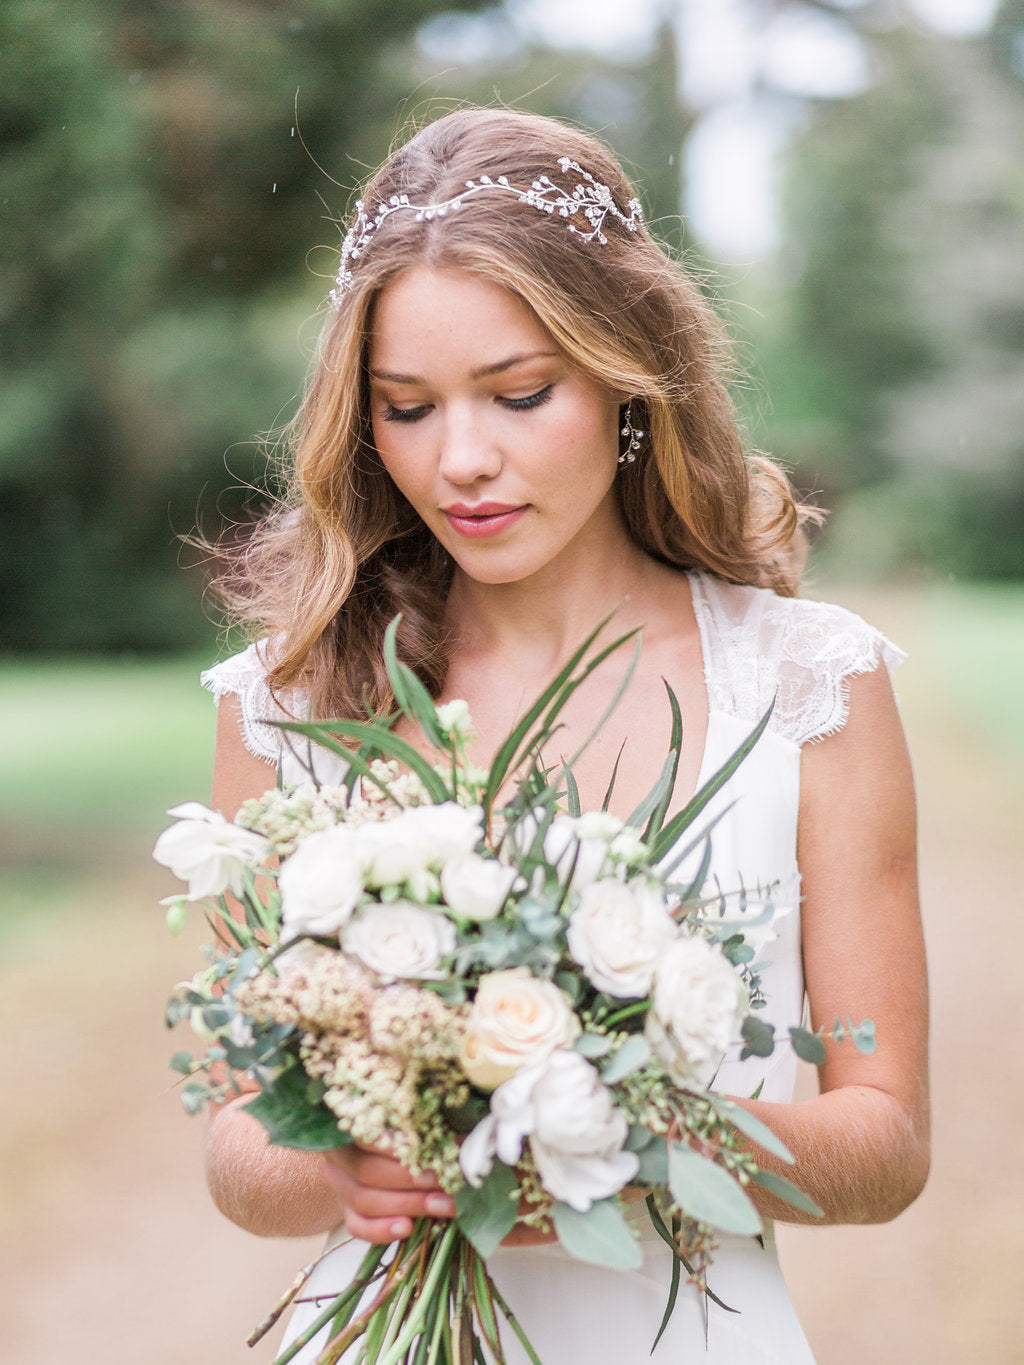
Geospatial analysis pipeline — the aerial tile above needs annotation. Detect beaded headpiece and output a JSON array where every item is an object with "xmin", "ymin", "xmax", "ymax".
[{"xmin": 329, "ymin": 157, "xmax": 644, "ymax": 306}]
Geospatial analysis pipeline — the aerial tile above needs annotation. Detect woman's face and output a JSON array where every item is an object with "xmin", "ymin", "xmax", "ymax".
[{"xmin": 367, "ymin": 266, "xmax": 624, "ymax": 589}]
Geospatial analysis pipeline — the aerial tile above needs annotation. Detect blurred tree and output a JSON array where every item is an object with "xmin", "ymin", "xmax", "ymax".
[
  {"xmin": 0, "ymin": 0, "xmax": 494, "ymax": 651},
  {"xmin": 748, "ymin": 7, "xmax": 1024, "ymax": 579}
]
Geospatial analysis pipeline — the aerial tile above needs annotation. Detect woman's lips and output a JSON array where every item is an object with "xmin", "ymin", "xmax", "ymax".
[{"xmin": 442, "ymin": 503, "xmax": 528, "ymax": 538}]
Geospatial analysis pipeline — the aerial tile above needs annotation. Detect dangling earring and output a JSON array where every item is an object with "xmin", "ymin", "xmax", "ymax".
[{"xmin": 619, "ymin": 402, "xmax": 644, "ymax": 465}]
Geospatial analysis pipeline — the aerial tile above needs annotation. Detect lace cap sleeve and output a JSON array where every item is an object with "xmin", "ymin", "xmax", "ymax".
[
  {"xmin": 692, "ymin": 573, "xmax": 905, "ymax": 747},
  {"xmin": 200, "ymin": 641, "xmax": 298, "ymax": 764}
]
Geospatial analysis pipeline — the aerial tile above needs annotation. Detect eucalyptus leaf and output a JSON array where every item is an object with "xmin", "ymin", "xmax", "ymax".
[
  {"xmin": 170, "ymin": 1050, "xmax": 194, "ymax": 1075},
  {"xmin": 668, "ymin": 1142, "xmax": 763, "ymax": 1237},
  {"xmin": 575, "ymin": 1032, "xmax": 615, "ymax": 1059},
  {"xmin": 634, "ymin": 1138, "xmax": 669, "ymax": 1186},
  {"xmin": 740, "ymin": 1015, "xmax": 776, "ymax": 1060},
  {"xmin": 750, "ymin": 1167, "xmax": 823, "ymax": 1219},
  {"xmin": 455, "ymin": 1162, "xmax": 519, "ymax": 1258},
  {"xmin": 599, "ymin": 1034, "xmax": 652, "ymax": 1084},
  {"xmin": 552, "ymin": 1198, "xmax": 643, "ymax": 1270},
  {"xmin": 789, "ymin": 1026, "xmax": 827, "ymax": 1066},
  {"xmin": 708, "ymin": 1098, "xmax": 795, "ymax": 1165}
]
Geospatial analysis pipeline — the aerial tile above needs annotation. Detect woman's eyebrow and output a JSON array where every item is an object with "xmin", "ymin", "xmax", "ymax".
[{"xmin": 368, "ymin": 351, "xmax": 559, "ymax": 386}]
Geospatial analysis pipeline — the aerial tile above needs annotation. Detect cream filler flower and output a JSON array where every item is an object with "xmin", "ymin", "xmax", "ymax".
[
  {"xmin": 644, "ymin": 933, "xmax": 749, "ymax": 1088},
  {"xmin": 153, "ymin": 802, "xmax": 269, "ymax": 900},
  {"xmin": 278, "ymin": 824, "xmax": 364, "ymax": 940},
  {"xmin": 342, "ymin": 901, "xmax": 457, "ymax": 982},
  {"xmin": 567, "ymin": 878, "xmax": 678, "ymax": 997},
  {"xmin": 460, "ymin": 968, "xmax": 580, "ymax": 1091},
  {"xmin": 460, "ymin": 1050, "xmax": 639, "ymax": 1213}
]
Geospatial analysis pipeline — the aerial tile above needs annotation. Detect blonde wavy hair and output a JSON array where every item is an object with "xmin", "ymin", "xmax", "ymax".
[{"xmin": 215, "ymin": 107, "xmax": 817, "ymax": 720}]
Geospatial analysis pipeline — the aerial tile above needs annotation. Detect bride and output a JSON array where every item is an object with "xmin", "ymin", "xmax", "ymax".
[{"xmin": 201, "ymin": 107, "xmax": 929, "ymax": 1361}]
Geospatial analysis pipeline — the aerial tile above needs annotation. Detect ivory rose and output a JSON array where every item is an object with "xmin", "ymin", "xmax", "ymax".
[
  {"xmin": 440, "ymin": 852, "xmax": 518, "ymax": 921},
  {"xmin": 567, "ymin": 878, "xmax": 678, "ymax": 997},
  {"xmin": 153, "ymin": 802, "xmax": 269, "ymax": 901},
  {"xmin": 278, "ymin": 825, "xmax": 364, "ymax": 939},
  {"xmin": 356, "ymin": 802, "xmax": 483, "ymax": 891},
  {"xmin": 460, "ymin": 1051, "xmax": 638, "ymax": 1212},
  {"xmin": 460, "ymin": 969, "xmax": 580, "ymax": 1091},
  {"xmin": 341, "ymin": 901, "xmax": 456, "ymax": 981},
  {"xmin": 644, "ymin": 933, "xmax": 749, "ymax": 1087}
]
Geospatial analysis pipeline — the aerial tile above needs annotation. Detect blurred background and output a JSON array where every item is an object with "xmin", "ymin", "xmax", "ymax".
[{"xmin": 2, "ymin": 0, "xmax": 1022, "ymax": 1360}]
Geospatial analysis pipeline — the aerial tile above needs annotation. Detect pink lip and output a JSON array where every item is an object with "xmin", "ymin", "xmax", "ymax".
[{"xmin": 442, "ymin": 502, "xmax": 528, "ymax": 538}]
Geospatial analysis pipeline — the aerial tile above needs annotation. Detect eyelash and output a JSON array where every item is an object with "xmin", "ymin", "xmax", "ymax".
[{"xmin": 383, "ymin": 385, "xmax": 554, "ymax": 423}]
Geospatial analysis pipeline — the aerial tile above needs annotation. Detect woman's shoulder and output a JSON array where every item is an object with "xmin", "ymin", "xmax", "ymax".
[
  {"xmin": 689, "ymin": 571, "xmax": 904, "ymax": 746},
  {"xmin": 201, "ymin": 638, "xmax": 307, "ymax": 763}
]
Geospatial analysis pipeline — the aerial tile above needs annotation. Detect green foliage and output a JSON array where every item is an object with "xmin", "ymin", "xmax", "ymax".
[
  {"xmin": 667, "ymin": 1140, "xmax": 762, "ymax": 1238},
  {"xmin": 245, "ymin": 1062, "xmax": 349, "ymax": 1150},
  {"xmin": 454, "ymin": 1161, "xmax": 519, "ymax": 1258},
  {"xmin": 551, "ymin": 1197, "xmax": 643, "ymax": 1270}
]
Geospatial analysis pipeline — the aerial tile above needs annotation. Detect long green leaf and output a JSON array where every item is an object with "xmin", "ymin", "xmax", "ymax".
[
  {"xmin": 562, "ymin": 762, "xmax": 581, "ymax": 818},
  {"xmin": 667, "ymin": 1141, "xmax": 763, "ymax": 1237},
  {"xmin": 750, "ymin": 1167, "xmax": 823, "ymax": 1219},
  {"xmin": 275, "ymin": 718, "xmax": 450, "ymax": 803},
  {"xmin": 642, "ymin": 680, "xmax": 684, "ymax": 841},
  {"xmin": 484, "ymin": 621, "xmax": 639, "ymax": 811},
  {"xmin": 624, "ymin": 750, "xmax": 677, "ymax": 834},
  {"xmin": 651, "ymin": 704, "xmax": 773, "ymax": 863},
  {"xmin": 707, "ymin": 1097, "xmax": 795, "ymax": 1165},
  {"xmin": 565, "ymin": 633, "xmax": 642, "ymax": 767},
  {"xmin": 600, "ymin": 740, "xmax": 627, "ymax": 812}
]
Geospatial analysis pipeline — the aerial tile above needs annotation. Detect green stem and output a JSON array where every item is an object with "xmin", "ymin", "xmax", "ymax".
[{"xmin": 377, "ymin": 1223, "xmax": 460, "ymax": 1365}]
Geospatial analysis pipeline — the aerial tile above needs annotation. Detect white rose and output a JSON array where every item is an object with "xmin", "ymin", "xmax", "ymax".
[
  {"xmin": 461, "ymin": 969, "xmax": 580, "ymax": 1091},
  {"xmin": 404, "ymin": 802, "xmax": 484, "ymax": 865},
  {"xmin": 341, "ymin": 901, "xmax": 456, "ymax": 981},
  {"xmin": 153, "ymin": 802, "xmax": 269, "ymax": 900},
  {"xmin": 354, "ymin": 815, "xmax": 433, "ymax": 890},
  {"xmin": 440, "ymin": 853, "xmax": 518, "ymax": 921},
  {"xmin": 543, "ymin": 814, "xmax": 614, "ymax": 891},
  {"xmin": 278, "ymin": 825, "xmax": 364, "ymax": 940},
  {"xmin": 645, "ymin": 934, "xmax": 749, "ymax": 1088},
  {"xmin": 567, "ymin": 878, "xmax": 678, "ymax": 998},
  {"xmin": 459, "ymin": 1052, "xmax": 638, "ymax": 1213}
]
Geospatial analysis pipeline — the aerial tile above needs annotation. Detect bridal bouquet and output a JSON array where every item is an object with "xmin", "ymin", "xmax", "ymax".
[{"xmin": 156, "ymin": 620, "xmax": 871, "ymax": 1364}]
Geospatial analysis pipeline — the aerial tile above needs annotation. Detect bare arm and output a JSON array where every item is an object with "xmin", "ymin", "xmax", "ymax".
[
  {"xmin": 734, "ymin": 664, "xmax": 930, "ymax": 1224},
  {"xmin": 204, "ymin": 697, "xmax": 455, "ymax": 1242}
]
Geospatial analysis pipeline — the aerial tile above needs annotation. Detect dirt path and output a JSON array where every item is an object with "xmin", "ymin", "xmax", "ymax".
[{"xmin": 3, "ymin": 593, "xmax": 1022, "ymax": 1364}]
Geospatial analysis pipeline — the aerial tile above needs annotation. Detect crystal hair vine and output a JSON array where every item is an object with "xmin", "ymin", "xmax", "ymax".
[{"xmin": 329, "ymin": 157, "xmax": 644, "ymax": 305}]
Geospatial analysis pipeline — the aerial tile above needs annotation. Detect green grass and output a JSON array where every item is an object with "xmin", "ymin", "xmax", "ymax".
[{"xmin": 0, "ymin": 655, "xmax": 216, "ymax": 839}]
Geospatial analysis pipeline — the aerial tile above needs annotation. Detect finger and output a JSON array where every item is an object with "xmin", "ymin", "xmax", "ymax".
[
  {"xmin": 323, "ymin": 1165, "xmax": 455, "ymax": 1221},
  {"xmin": 323, "ymin": 1146, "xmax": 444, "ymax": 1192}
]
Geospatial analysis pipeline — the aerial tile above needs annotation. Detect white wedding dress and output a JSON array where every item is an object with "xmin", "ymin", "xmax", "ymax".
[{"xmin": 203, "ymin": 572, "xmax": 902, "ymax": 1364}]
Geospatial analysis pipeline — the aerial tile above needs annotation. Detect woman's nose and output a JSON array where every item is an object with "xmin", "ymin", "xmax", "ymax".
[{"xmin": 437, "ymin": 406, "xmax": 502, "ymax": 484}]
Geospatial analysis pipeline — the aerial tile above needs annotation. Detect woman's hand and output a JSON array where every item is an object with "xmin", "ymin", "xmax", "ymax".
[{"xmin": 322, "ymin": 1141, "xmax": 456, "ymax": 1243}]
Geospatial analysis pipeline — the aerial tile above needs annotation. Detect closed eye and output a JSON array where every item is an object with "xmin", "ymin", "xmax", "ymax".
[
  {"xmin": 499, "ymin": 385, "xmax": 553, "ymax": 412},
  {"xmin": 383, "ymin": 403, "xmax": 430, "ymax": 423}
]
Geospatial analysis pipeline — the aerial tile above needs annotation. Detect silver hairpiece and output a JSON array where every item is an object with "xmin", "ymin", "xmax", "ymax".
[{"xmin": 330, "ymin": 157, "xmax": 644, "ymax": 305}]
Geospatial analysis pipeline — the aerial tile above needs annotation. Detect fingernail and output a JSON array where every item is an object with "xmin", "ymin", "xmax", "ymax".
[{"xmin": 426, "ymin": 1194, "xmax": 455, "ymax": 1217}]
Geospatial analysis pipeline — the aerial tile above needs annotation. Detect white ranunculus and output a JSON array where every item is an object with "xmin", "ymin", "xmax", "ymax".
[
  {"xmin": 153, "ymin": 802, "xmax": 269, "ymax": 900},
  {"xmin": 459, "ymin": 1051, "xmax": 638, "ymax": 1212},
  {"xmin": 341, "ymin": 901, "xmax": 456, "ymax": 981},
  {"xmin": 460, "ymin": 969, "xmax": 580, "ymax": 1091},
  {"xmin": 529, "ymin": 1050, "xmax": 639, "ymax": 1210},
  {"xmin": 440, "ymin": 853, "xmax": 518, "ymax": 921},
  {"xmin": 278, "ymin": 825, "xmax": 364, "ymax": 940},
  {"xmin": 645, "ymin": 933, "xmax": 749, "ymax": 1088},
  {"xmin": 567, "ymin": 878, "xmax": 678, "ymax": 998}
]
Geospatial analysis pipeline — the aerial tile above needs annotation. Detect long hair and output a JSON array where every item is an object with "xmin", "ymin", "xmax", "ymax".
[{"xmin": 215, "ymin": 107, "xmax": 817, "ymax": 719}]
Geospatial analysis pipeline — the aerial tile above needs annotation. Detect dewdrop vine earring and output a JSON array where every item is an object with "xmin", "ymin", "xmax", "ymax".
[{"xmin": 619, "ymin": 402, "xmax": 644, "ymax": 465}]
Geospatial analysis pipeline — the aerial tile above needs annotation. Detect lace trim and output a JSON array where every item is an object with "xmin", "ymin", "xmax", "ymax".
[
  {"xmin": 690, "ymin": 573, "xmax": 904, "ymax": 748},
  {"xmin": 200, "ymin": 641, "xmax": 305, "ymax": 765}
]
